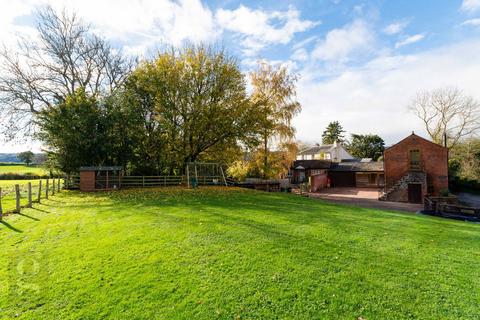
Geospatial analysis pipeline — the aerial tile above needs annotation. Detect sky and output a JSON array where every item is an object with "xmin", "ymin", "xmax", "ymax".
[{"xmin": 1, "ymin": 0, "xmax": 480, "ymax": 152}]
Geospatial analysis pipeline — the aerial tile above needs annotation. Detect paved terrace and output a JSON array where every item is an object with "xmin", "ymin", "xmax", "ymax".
[{"xmin": 304, "ymin": 187, "xmax": 423, "ymax": 213}]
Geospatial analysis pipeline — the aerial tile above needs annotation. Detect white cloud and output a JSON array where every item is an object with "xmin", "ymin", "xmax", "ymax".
[
  {"xmin": 461, "ymin": 18, "xmax": 480, "ymax": 26},
  {"xmin": 0, "ymin": 1, "xmax": 37, "ymax": 47},
  {"xmin": 2, "ymin": 1, "xmax": 316, "ymax": 58},
  {"xmin": 293, "ymin": 40, "xmax": 480, "ymax": 145},
  {"xmin": 395, "ymin": 33, "xmax": 425, "ymax": 48},
  {"xmin": 291, "ymin": 48, "xmax": 308, "ymax": 62},
  {"xmin": 293, "ymin": 36, "xmax": 317, "ymax": 50},
  {"xmin": 383, "ymin": 21, "xmax": 409, "ymax": 35},
  {"xmin": 461, "ymin": 0, "xmax": 480, "ymax": 12},
  {"xmin": 1, "ymin": 0, "xmax": 219, "ymax": 56},
  {"xmin": 51, "ymin": 0, "xmax": 218, "ymax": 46},
  {"xmin": 216, "ymin": 5, "xmax": 317, "ymax": 56},
  {"xmin": 311, "ymin": 20, "xmax": 374, "ymax": 62}
]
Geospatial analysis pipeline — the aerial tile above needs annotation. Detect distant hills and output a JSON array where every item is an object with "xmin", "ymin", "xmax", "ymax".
[
  {"xmin": 0, "ymin": 153, "xmax": 46, "ymax": 164},
  {"xmin": 0, "ymin": 153, "xmax": 20, "ymax": 163}
]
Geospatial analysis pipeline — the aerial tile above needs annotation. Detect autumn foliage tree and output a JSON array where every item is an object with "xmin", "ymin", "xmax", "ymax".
[
  {"xmin": 250, "ymin": 62, "xmax": 301, "ymax": 178},
  {"xmin": 123, "ymin": 46, "xmax": 259, "ymax": 174}
]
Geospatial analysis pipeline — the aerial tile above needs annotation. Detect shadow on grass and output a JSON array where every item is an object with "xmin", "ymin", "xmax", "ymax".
[
  {"xmin": 31, "ymin": 207, "xmax": 50, "ymax": 213},
  {"xmin": 0, "ymin": 220, "xmax": 23, "ymax": 233},
  {"xmin": 18, "ymin": 212, "xmax": 40, "ymax": 221}
]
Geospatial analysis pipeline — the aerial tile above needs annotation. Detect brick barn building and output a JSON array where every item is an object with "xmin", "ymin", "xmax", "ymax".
[{"xmin": 381, "ymin": 133, "xmax": 448, "ymax": 203}]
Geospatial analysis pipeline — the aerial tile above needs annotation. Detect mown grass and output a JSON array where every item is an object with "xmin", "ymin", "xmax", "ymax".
[
  {"xmin": 1, "ymin": 187, "xmax": 479, "ymax": 319},
  {"xmin": 0, "ymin": 180, "xmax": 48, "ymax": 212},
  {"xmin": 0, "ymin": 180, "xmax": 40, "ymax": 188},
  {"xmin": 0, "ymin": 164, "xmax": 47, "ymax": 176}
]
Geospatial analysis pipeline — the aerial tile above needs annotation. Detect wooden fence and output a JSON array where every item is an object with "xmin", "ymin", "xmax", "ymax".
[
  {"xmin": 64, "ymin": 174, "xmax": 229, "ymax": 190},
  {"xmin": 0, "ymin": 178, "xmax": 63, "ymax": 219},
  {"xmin": 424, "ymin": 196, "xmax": 480, "ymax": 220}
]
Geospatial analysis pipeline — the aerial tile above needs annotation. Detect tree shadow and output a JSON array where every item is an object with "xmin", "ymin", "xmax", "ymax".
[
  {"xmin": 0, "ymin": 221, "xmax": 23, "ymax": 233},
  {"xmin": 31, "ymin": 207, "xmax": 50, "ymax": 213}
]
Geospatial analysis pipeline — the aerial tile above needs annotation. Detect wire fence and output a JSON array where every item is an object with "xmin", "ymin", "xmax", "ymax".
[{"xmin": 0, "ymin": 178, "xmax": 63, "ymax": 219}]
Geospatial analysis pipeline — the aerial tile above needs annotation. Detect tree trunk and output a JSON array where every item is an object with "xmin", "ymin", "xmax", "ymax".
[{"xmin": 263, "ymin": 134, "xmax": 269, "ymax": 179}]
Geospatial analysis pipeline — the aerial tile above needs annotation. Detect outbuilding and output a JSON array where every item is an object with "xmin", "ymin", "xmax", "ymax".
[
  {"xmin": 382, "ymin": 133, "xmax": 448, "ymax": 203},
  {"xmin": 79, "ymin": 166, "xmax": 123, "ymax": 192}
]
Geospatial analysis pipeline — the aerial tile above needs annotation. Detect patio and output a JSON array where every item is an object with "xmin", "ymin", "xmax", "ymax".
[{"xmin": 306, "ymin": 187, "xmax": 423, "ymax": 213}]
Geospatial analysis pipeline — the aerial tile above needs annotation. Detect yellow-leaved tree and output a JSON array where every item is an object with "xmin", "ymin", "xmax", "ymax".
[{"xmin": 250, "ymin": 62, "xmax": 301, "ymax": 178}]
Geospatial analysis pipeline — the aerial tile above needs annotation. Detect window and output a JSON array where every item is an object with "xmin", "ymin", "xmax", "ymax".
[{"xmin": 409, "ymin": 149, "xmax": 421, "ymax": 170}]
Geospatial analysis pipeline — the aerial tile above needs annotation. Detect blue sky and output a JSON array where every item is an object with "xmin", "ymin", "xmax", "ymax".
[{"xmin": 1, "ymin": 0, "xmax": 480, "ymax": 152}]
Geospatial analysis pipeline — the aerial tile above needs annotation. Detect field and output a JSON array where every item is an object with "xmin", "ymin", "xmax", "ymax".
[
  {"xmin": 1, "ymin": 187, "xmax": 479, "ymax": 319},
  {"xmin": 0, "ymin": 164, "xmax": 48, "ymax": 176},
  {"xmin": 0, "ymin": 180, "xmax": 56, "ymax": 213}
]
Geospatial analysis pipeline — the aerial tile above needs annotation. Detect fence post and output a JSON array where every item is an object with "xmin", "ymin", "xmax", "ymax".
[
  {"xmin": 220, "ymin": 166, "xmax": 227, "ymax": 186},
  {"xmin": 194, "ymin": 164, "xmax": 198, "ymax": 186},
  {"xmin": 0, "ymin": 187, "xmax": 3, "ymax": 220},
  {"xmin": 52, "ymin": 178, "xmax": 56, "ymax": 196},
  {"xmin": 58, "ymin": 178, "xmax": 61, "ymax": 192},
  {"xmin": 27, "ymin": 182, "xmax": 32, "ymax": 208},
  {"xmin": 15, "ymin": 184, "xmax": 21, "ymax": 213},
  {"xmin": 45, "ymin": 179, "xmax": 49, "ymax": 200},
  {"xmin": 142, "ymin": 176, "xmax": 145, "ymax": 188},
  {"xmin": 38, "ymin": 180, "xmax": 42, "ymax": 203},
  {"xmin": 164, "ymin": 176, "xmax": 166, "ymax": 187}
]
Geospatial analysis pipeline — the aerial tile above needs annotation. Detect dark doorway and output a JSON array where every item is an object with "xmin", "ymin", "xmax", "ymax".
[
  {"xmin": 408, "ymin": 183, "xmax": 422, "ymax": 203},
  {"xmin": 329, "ymin": 172, "xmax": 356, "ymax": 187}
]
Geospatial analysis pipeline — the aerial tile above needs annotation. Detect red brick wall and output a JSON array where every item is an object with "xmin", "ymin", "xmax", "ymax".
[
  {"xmin": 80, "ymin": 171, "xmax": 95, "ymax": 192},
  {"xmin": 311, "ymin": 173, "xmax": 328, "ymax": 192},
  {"xmin": 384, "ymin": 134, "xmax": 448, "ymax": 196}
]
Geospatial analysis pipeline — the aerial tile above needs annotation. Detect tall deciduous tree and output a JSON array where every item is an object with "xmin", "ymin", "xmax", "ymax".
[
  {"xmin": 449, "ymin": 138, "xmax": 480, "ymax": 181},
  {"xmin": 17, "ymin": 151, "xmax": 35, "ymax": 166},
  {"xmin": 0, "ymin": 6, "xmax": 133, "ymax": 138},
  {"xmin": 36, "ymin": 88, "xmax": 136, "ymax": 174},
  {"xmin": 409, "ymin": 87, "xmax": 480, "ymax": 148},
  {"xmin": 347, "ymin": 134, "xmax": 385, "ymax": 161},
  {"xmin": 322, "ymin": 121, "xmax": 346, "ymax": 144},
  {"xmin": 250, "ymin": 62, "xmax": 301, "ymax": 178},
  {"xmin": 123, "ymin": 46, "xmax": 258, "ymax": 174}
]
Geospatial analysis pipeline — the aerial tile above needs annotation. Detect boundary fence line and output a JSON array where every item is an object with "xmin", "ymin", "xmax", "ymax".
[
  {"xmin": 64, "ymin": 175, "xmax": 229, "ymax": 190},
  {"xmin": 0, "ymin": 178, "xmax": 63, "ymax": 220}
]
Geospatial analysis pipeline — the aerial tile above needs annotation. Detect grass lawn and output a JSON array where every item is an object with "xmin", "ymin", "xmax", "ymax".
[
  {"xmin": 0, "ymin": 180, "xmax": 40, "ymax": 188},
  {"xmin": 0, "ymin": 180, "xmax": 46, "ymax": 213},
  {"xmin": 1, "ymin": 187, "xmax": 479, "ymax": 319},
  {"xmin": 0, "ymin": 164, "xmax": 47, "ymax": 176}
]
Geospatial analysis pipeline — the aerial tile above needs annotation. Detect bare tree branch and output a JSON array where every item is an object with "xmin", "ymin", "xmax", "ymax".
[
  {"xmin": 409, "ymin": 87, "xmax": 480, "ymax": 148},
  {"xmin": 0, "ymin": 6, "xmax": 135, "ymax": 140}
]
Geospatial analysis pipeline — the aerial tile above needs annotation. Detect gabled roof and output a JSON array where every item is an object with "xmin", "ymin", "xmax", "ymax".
[
  {"xmin": 298, "ymin": 144, "xmax": 335, "ymax": 155},
  {"xmin": 292, "ymin": 159, "xmax": 384, "ymax": 172},
  {"xmin": 329, "ymin": 161, "xmax": 384, "ymax": 172},
  {"xmin": 385, "ymin": 132, "xmax": 447, "ymax": 152}
]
